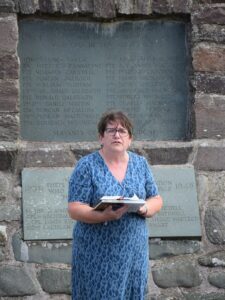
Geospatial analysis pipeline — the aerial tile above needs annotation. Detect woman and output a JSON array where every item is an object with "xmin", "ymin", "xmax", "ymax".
[{"xmin": 68, "ymin": 111, "xmax": 163, "ymax": 300}]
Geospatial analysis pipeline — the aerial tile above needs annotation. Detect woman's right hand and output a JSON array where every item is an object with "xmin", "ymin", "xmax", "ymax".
[{"xmin": 103, "ymin": 205, "xmax": 129, "ymax": 221}]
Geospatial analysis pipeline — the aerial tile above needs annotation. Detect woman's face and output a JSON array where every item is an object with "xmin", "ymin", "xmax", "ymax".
[{"xmin": 99, "ymin": 121, "xmax": 132, "ymax": 153}]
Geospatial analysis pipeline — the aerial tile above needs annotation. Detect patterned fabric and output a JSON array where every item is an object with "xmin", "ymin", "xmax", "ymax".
[{"xmin": 68, "ymin": 151, "xmax": 158, "ymax": 300}]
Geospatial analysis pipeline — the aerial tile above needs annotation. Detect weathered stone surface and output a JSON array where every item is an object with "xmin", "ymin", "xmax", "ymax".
[
  {"xmin": 194, "ymin": 94, "xmax": 225, "ymax": 139},
  {"xmin": 192, "ymin": 24, "xmax": 225, "ymax": 43},
  {"xmin": 152, "ymin": 260, "xmax": 201, "ymax": 288},
  {"xmin": 0, "ymin": 0, "xmax": 16, "ymax": 12},
  {"xmin": 12, "ymin": 232, "xmax": 72, "ymax": 264},
  {"xmin": 193, "ymin": 73, "xmax": 225, "ymax": 95},
  {"xmin": 0, "ymin": 204, "xmax": 20, "ymax": 221},
  {"xmin": 0, "ymin": 247, "xmax": 5, "ymax": 261},
  {"xmin": 0, "ymin": 225, "xmax": 7, "ymax": 245},
  {"xmin": 193, "ymin": 45, "xmax": 225, "ymax": 72},
  {"xmin": 195, "ymin": 146, "xmax": 225, "ymax": 171},
  {"xmin": 0, "ymin": 173, "xmax": 11, "ymax": 200},
  {"xmin": 0, "ymin": 55, "xmax": 19, "ymax": 79},
  {"xmin": 143, "ymin": 146, "xmax": 193, "ymax": 165},
  {"xmin": 150, "ymin": 240, "xmax": 200, "ymax": 260},
  {"xmin": 0, "ymin": 144, "xmax": 17, "ymax": 170},
  {"xmin": 18, "ymin": 0, "xmax": 39, "ymax": 14},
  {"xmin": 192, "ymin": 7, "xmax": 225, "ymax": 25},
  {"xmin": 71, "ymin": 147, "xmax": 99, "ymax": 161},
  {"xmin": 208, "ymin": 172, "xmax": 225, "ymax": 203},
  {"xmin": 0, "ymin": 265, "xmax": 39, "ymax": 296},
  {"xmin": 198, "ymin": 251, "xmax": 225, "ymax": 267},
  {"xmin": 0, "ymin": 113, "xmax": 18, "ymax": 141},
  {"xmin": 79, "ymin": 0, "xmax": 93, "ymax": 13},
  {"xmin": 0, "ymin": 80, "xmax": 18, "ymax": 112},
  {"xmin": 93, "ymin": 0, "xmax": 116, "ymax": 18},
  {"xmin": 208, "ymin": 271, "xmax": 225, "ymax": 288},
  {"xmin": 0, "ymin": 14, "xmax": 18, "ymax": 54},
  {"xmin": 15, "ymin": 146, "xmax": 75, "ymax": 170},
  {"xmin": 205, "ymin": 206, "xmax": 225, "ymax": 244},
  {"xmin": 38, "ymin": 268, "xmax": 71, "ymax": 294},
  {"xmin": 184, "ymin": 292, "xmax": 225, "ymax": 300},
  {"xmin": 152, "ymin": 0, "xmax": 192, "ymax": 14}
]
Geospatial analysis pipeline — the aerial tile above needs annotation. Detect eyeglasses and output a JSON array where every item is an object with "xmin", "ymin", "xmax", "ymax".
[{"xmin": 105, "ymin": 127, "xmax": 129, "ymax": 137}]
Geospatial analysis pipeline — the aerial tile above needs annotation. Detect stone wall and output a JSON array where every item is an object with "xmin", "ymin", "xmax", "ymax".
[{"xmin": 0, "ymin": 0, "xmax": 225, "ymax": 299}]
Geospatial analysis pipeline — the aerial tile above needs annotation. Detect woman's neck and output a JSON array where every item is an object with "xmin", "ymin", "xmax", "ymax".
[{"xmin": 100, "ymin": 148, "xmax": 128, "ymax": 164}]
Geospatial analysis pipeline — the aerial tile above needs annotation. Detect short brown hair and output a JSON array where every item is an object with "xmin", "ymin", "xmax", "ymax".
[{"xmin": 98, "ymin": 111, "xmax": 133, "ymax": 137}]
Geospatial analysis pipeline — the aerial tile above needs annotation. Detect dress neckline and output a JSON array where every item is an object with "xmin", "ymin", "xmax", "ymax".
[{"xmin": 97, "ymin": 150, "xmax": 131, "ymax": 185}]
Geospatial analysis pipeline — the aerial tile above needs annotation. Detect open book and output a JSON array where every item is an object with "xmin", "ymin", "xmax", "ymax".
[{"xmin": 94, "ymin": 194, "xmax": 145, "ymax": 213}]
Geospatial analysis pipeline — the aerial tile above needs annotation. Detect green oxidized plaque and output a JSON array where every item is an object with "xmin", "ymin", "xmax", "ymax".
[{"xmin": 19, "ymin": 20, "xmax": 189, "ymax": 142}]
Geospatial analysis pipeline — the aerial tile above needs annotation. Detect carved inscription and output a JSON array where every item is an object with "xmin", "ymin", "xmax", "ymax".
[
  {"xmin": 19, "ymin": 20, "xmax": 188, "ymax": 141},
  {"xmin": 148, "ymin": 166, "xmax": 201, "ymax": 237},
  {"xmin": 22, "ymin": 168, "xmax": 74, "ymax": 240}
]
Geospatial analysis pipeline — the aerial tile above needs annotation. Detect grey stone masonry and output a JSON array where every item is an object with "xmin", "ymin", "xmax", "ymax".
[{"xmin": 0, "ymin": 1, "xmax": 225, "ymax": 299}]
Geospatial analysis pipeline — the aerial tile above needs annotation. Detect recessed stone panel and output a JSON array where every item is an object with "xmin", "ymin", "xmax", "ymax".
[
  {"xmin": 18, "ymin": 19, "xmax": 189, "ymax": 142},
  {"xmin": 22, "ymin": 166, "xmax": 201, "ymax": 240}
]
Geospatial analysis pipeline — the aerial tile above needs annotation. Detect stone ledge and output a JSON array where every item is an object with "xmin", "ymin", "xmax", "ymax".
[{"xmin": 195, "ymin": 144, "xmax": 225, "ymax": 171}]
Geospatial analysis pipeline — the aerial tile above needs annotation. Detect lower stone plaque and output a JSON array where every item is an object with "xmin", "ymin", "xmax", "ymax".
[
  {"xmin": 149, "ymin": 166, "xmax": 201, "ymax": 237},
  {"xmin": 22, "ymin": 168, "xmax": 74, "ymax": 240},
  {"xmin": 22, "ymin": 166, "xmax": 201, "ymax": 240}
]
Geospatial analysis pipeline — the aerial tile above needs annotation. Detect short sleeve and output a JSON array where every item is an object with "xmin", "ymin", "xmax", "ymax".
[
  {"xmin": 68, "ymin": 159, "xmax": 93, "ymax": 204},
  {"xmin": 143, "ymin": 158, "xmax": 159, "ymax": 198}
]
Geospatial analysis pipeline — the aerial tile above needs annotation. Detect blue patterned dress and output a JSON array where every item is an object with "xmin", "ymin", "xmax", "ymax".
[{"xmin": 68, "ymin": 151, "xmax": 159, "ymax": 300}]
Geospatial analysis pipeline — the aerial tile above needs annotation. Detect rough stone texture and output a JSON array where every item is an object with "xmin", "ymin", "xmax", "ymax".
[
  {"xmin": 150, "ymin": 240, "xmax": 200, "ymax": 260},
  {"xmin": 12, "ymin": 232, "xmax": 72, "ymax": 264},
  {"xmin": 208, "ymin": 172, "xmax": 225, "ymax": 203},
  {"xmin": 0, "ymin": 172, "xmax": 11, "ymax": 200},
  {"xmin": 0, "ymin": 265, "xmax": 39, "ymax": 296},
  {"xmin": 152, "ymin": 260, "xmax": 201, "ymax": 288},
  {"xmin": 152, "ymin": 0, "xmax": 192, "ymax": 14},
  {"xmin": 193, "ymin": 45, "xmax": 225, "ymax": 72},
  {"xmin": 0, "ymin": 13, "xmax": 18, "ymax": 55},
  {"xmin": 208, "ymin": 271, "xmax": 225, "ymax": 288},
  {"xmin": 192, "ymin": 24, "xmax": 225, "ymax": 43},
  {"xmin": 194, "ymin": 94, "xmax": 225, "ymax": 139},
  {"xmin": 144, "ymin": 146, "xmax": 193, "ymax": 165},
  {"xmin": 204, "ymin": 206, "xmax": 225, "ymax": 244},
  {"xmin": 15, "ymin": 145, "xmax": 75, "ymax": 171},
  {"xmin": 0, "ymin": 204, "xmax": 20, "ymax": 221},
  {"xmin": 184, "ymin": 292, "xmax": 225, "ymax": 300},
  {"xmin": 93, "ymin": 0, "xmax": 116, "ymax": 18},
  {"xmin": 198, "ymin": 251, "xmax": 225, "ymax": 267},
  {"xmin": 38, "ymin": 268, "xmax": 71, "ymax": 294},
  {"xmin": 0, "ymin": 113, "xmax": 18, "ymax": 141},
  {"xmin": 192, "ymin": 7, "xmax": 225, "ymax": 25},
  {"xmin": 0, "ymin": 247, "xmax": 5, "ymax": 261},
  {"xmin": 0, "ymin": 143, "xmax": 17, "ymax": 170},
  {"xmin": 0, "ymin": 80, "xmax": 18, "ymax": 112},
  {"xmin": 0, "ymin": 55, "xmax": 18, "ymax": 79},
  {"xmin": 0, "ymin": 225, "xmax": 7, "ymax": 244},
  {"xmin": 195, "ymin": 145, "xmax": 225, "ymax": 171},
  {"xmin": 193, "ymin": 73, "xmax": 225, "ymax": 95},
  {"xmin": 0, "ymin": 0, "xmax": 16, "ymax": 13}
]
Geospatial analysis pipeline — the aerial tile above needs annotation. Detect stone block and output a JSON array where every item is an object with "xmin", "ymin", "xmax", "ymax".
[
  {"xmin": 12, "ymin": 232, "xmax": 72, "ymax": 264},
  {"xmin": 192, "ymin": 24, "xmax": 225, "ymax": 43},
  {"xmin": 15, "ymin": 146, "xmax": 75, "ymax": 170},
  {"xmin": 184, "ymin": 292, "xmax": 225, "ymax": 300},
  {"xmin": 205, "ymin": 206, "xmax": 225, "ymax": 244},
  {"xmin": 79, "ymin": 0, "xmax": 94, "ymax": 13},
  {"xmin": 0, "ymin": 80, "xmax": 18, "ymax": 112},
  {"xmin": 193, "ymin": 45, "xmax": 225, "ymax": 72},
  {"xmin": 0, "ymin": 0, "xmax": 16, "ymax": 12},
  {"xmin": 192, "ymin": 7, "xmax": 225, "ymax": 25},
  {"xmin": 194, "ymin": 94, "xmax": 225, "ymax": 139},
  {"xmin": 0, "ymin": 265, "xmax": 39, "ymax": 296},
  {"xmin": 0, "ymin": 113, "xmax": 19, "ymax": 141},
  {"xmin": 0, "ymin": 247, "xmax": 5, "ymax": 261},
  {"xmin": 208, "ymin": 272, "xmax": 225, "ymax": 288},
  {"xmin": 193, "ymin": 73, "xmax": 225, "ymax": 95},
  {"xmin": 152, "ymin": 259, "xmax": 201, "ymax": 288},
  {"xmin": 152, "ymin": 0, "xmax": 192, "ymax": 14},
  {"xmin": 152, "ymin": 0, "xmax": 171, "ymax": 14},
  {"xmin": 195, "ymin": 145, "xmax": 225, "ymax": 171},
  {"xmin": 208, "ymin": 172, "xmax": 225, "ymax": 203},
  {"xmin": 0, "ymin": 14, "xmax": 18, "ymax": 55},
  {"xmin": 0, "ymin": 225, "xmax": 7, "ymax": 245},
  {"xmin": 0, "ymin": 55, "xmax": 19, "ymax": 79},
  {"xmin": 93, "ymin": 0, "xmax": 116, "ymax": 18},
  {"xmin": 0, "ymin": 204, "xmax": 20, "ymax": 221},
  {"xmin": 0, "ymin": 146, "xmax": 17, "ymax": 170},
  {"xmin": 150, "ymin": 240, "xmax": 200, "ymax": 260},
  {"xmin": 143, "ymin": 146, "xmax": 193, "ymax": 165},
  {"xmin": 18, "ymin": 0, "xmax": 39, "ymax": 14},
  {"xmin": 198, "ymin": 251, "xmax": 225, "ymax": 267},
  {"xmin": 38, "ymin": 268, "xmax": 71, "ymax": 294},
  {"xmin": 0, "ymin": 172, "xmax": 11, "ymax": 200}
]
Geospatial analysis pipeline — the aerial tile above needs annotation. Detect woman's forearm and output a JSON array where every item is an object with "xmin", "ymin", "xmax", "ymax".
[{"xmin": 145, "ymin": 195, "xmax": 163, "ymax": 218}]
